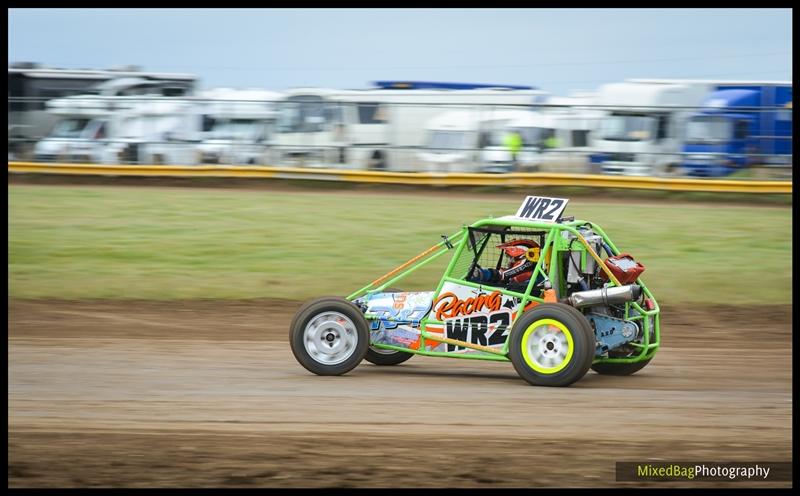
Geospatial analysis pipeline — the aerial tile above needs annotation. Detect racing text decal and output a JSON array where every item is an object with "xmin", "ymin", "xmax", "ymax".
[
  {"xmin": 434, "ymin": 291, "xmax": 501, "ymax": 321},
  {"xmin": 432, "ymin": 286, "xmax": 517, "ymax": 352}
]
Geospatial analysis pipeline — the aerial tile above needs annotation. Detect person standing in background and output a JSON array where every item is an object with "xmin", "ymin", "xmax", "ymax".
[
  {"xmin": 504, "ymin": 129, "xmax": 523, "ymax": 171},
  {"xmin": 543, "ymin": 131, "xmax": 559, "ymax": 150}
]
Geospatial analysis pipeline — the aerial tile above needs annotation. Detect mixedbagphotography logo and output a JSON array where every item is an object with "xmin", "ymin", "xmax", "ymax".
[{"xmin": 616, "ymin": 462, "xmax": 792, "ymax": 482}]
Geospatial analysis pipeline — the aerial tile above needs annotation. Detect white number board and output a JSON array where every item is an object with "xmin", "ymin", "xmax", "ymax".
[{"xmin": 514, "ymin": 196, "xmax": 569, "ymax": 222}]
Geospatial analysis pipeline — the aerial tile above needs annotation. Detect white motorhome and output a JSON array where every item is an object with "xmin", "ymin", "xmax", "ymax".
[
  {"xmin": 268, "ymin": 82, "xmax": 548, "ymax": 171},
  {"xmin": 197, "ymin": 88, "xmax": 283, "ymax": 165},
  {"xmin": 418, "ymin": 109, "xmax": 481, "ymax": 173},
  {"xmin": 417, "ymin": 109, "xmax": 531, "ymax": 173},
  {"xmin": 34, "ymin": 94, "xmax": 203, "ymax": 165},
  {"xmin": 111, "ymin": 98, "xmax": 203, "ymax": 165},
  {"xmin": 481, "ymin": 94, "xmax": 600, "ymax": 173},
  {"xmin": 9, "ymin": 63, "xmax": 196, "ymax": 158},
  {"xmin": 33, "ymin": 94, "xmax": 117, "ymax": 163},
  {"xmin": 417, "ymin": 95, "xmax": 598, "ymax": 173},
  {"xmin": 590, "ymin": 79, "xmax": 716, "ymax": 176}
]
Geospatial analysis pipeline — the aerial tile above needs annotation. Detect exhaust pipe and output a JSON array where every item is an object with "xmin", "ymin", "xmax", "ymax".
[{"xmin": 567, "ymin": 284, "xmax": 642, "ymax": 308}]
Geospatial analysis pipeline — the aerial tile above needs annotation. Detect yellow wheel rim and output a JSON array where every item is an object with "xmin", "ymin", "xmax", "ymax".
[{"xmin": 521, "ymin": 318, "xmax": 574, "ymax": 374}]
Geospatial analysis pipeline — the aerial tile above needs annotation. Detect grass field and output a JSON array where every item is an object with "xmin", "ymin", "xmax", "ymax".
[{"xmin": 8, "ymin": 184, "xmax": 792, "ymax": 304}]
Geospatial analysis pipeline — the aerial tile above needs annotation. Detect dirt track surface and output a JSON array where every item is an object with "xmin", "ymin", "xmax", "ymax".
[{"xmin": 8, "ymin": 299, "xmax": 793, "ymax": 488}]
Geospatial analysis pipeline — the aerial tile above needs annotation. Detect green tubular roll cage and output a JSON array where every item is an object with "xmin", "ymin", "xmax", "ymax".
[{"xmin": 346, "ymin": 217, "xmax": 660, "ymax": 365}]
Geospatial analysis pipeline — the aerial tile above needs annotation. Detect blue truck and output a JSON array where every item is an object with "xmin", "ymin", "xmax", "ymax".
[{"xmin": 681, "ymin": 82, "xmax": 792, "ymax": 177}]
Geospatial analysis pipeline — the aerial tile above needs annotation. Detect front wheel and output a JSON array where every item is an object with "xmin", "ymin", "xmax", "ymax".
[
  {"xmin": 289, "ymin": 297, "xmax": 370, "ymax": 376},
  {"xmin": 508, "ymin": 303, "xmax": 595, "ymax": 387}
]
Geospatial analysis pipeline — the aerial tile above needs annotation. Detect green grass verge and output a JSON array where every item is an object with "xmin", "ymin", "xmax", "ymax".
[{"xmin": 8, "ymin": 184, "xmax": 792, "ymax": 304}]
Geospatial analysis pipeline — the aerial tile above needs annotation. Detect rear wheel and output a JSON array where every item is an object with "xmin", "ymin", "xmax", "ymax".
[
  {"xmin": 289, "ymin": 297, "xmax": 370, "ymax": 376},
  {"xmin": 364, "ymin": 287, "xmax": 414, "ymax": 366},
  {"xmin": 364, "ymin": 346, "xmax": 414, "ymax": 365},
  {"xmin": 591, "ymin": 358, "xmax": 652, "ymax": 376},
  {"xmin": 508, "ymin": 303, "xmax": 595, "ymax": 387},
  {"xmin": 592, "ymin": 325, "xmax": 655, "ymax": 376}
]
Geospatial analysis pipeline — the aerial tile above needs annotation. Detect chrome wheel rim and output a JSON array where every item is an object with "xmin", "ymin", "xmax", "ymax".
[{"xmin": 303, "ymin": 311, "xmax": 359, "ymax": 365}]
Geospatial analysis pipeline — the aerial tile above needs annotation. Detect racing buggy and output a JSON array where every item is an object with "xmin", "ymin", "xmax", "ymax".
[{"xmin": 290, "ymin": 196, "xmax": 660, "ymax": 387}]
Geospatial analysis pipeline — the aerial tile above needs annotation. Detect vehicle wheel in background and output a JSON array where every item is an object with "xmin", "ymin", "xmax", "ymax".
[
  {"xmin": 664, "ymin": 163, "xmax": 681, "ymax": 177},
  {"xmin": 289, "ymin": 297, "xmax": 370, "ymax": 376},
  {"xmin": 13, "ymin": 141, "xmax": 35, "ymax": 161},
  {"xmin": 368, "ymin": 150, "xmax": 387, "ymax": 170}
]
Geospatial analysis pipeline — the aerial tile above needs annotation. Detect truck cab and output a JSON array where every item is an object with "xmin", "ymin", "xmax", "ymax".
[
  {"xmin": 681, "ymin": 83, "xmax": 792, "ymax": 177},
  {"xmin": 589, "ymin": 81, "xmax": 711, "ymax": 176}
]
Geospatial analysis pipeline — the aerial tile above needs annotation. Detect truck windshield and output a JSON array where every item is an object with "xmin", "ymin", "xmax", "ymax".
[
  {"xmin": 428, "ymin": 130, "xmax": 471, "ymax": 151},
  {"xmin": 486, "ymin": 129, "xmax": 510, "ymax": 147},
  {"xmin": 49, "ymin": 118, "xmax": 92, "ymax": 138},
  {"xmin": 601, "ymin": 113, "xmax": 654, "ymax": 141},
  {"xmin": 209, "ymin": 119, "xmax": 260, "ymax": 140},
  {"xmin": 685, "ymin": 116, "xmax": 731, "ymax": 144}
]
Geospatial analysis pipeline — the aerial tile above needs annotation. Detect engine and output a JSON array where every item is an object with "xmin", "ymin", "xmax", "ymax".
[{"xmin": 559, "ymin": 227, "xmax": 647, "ymax": 357}]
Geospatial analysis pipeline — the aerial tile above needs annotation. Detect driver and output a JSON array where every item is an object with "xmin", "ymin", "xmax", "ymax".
[{"xmin": 469, "ymin": 239, "xmax": 544, "ymax": 292}]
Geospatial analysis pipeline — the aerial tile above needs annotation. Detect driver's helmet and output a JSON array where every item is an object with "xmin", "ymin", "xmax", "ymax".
[{"xmin": 496, "ymin": 239, "xmax": 540, "ymax": 285}]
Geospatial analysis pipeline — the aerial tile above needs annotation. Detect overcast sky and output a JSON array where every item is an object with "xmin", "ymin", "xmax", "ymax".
[{"xmin": 8, "ymin": 8, "xmax": 793, "ymax": 95}]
